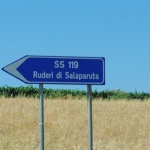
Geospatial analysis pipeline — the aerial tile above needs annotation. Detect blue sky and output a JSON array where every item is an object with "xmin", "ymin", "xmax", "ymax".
[{"xmin": 0, "ymin": 0, "xmax": 150, "ymax": 92}]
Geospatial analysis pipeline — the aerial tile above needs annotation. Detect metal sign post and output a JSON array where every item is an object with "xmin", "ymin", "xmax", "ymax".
[
  {"xmin": 87, "ymin": 85, "xmax": 93, "ymax": 150},
  {"xmin": 39, "ymin": 84, "xmax": 44, "ymax": 150}
]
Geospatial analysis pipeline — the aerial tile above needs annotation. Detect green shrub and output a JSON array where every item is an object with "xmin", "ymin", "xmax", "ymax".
[{"xmin": 0, "ymin": 86, "xmax": 150, "ymax": 100}]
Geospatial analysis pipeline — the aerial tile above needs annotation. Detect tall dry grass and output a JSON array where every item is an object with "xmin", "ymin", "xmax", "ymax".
[{"xmin": 0, "ymin": 97, "xmax": 150, "ymax": 150}]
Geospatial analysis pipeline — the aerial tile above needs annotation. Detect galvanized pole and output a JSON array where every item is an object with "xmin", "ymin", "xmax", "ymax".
[
  {"xmin": 39, "ymin": 84, "xmax": 44, "ymax": 150},
  {"xmin": 87, "ymin": 85, "xmax": 93, "ymax": 150}
]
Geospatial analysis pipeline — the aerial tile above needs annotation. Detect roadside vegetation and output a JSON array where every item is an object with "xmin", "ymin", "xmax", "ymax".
[
  {"xmin": 1, "ymin": 86, "xmax": 150, "ymax": 149},
  {"xmin": 1, "ymin": 97, "xmax": 150, "ymax": 149},
  {"xmin": 0, "ymin": 85, "xmax": 150, "ymax": 100}
]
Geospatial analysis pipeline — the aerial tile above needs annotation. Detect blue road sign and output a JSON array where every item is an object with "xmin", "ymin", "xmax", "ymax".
[{"xmin": 2, "ymin": 55, "xmax": 105, "ymax": 85}]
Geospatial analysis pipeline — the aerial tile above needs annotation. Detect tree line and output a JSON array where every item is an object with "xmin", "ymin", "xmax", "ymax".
[{"xmin": 0, "ymin": 85, "xmax": 150, "ymax": 100}]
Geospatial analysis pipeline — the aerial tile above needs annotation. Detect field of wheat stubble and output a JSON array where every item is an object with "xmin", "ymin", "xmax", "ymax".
[{"xmin": 0, "ymin": 97, "xmax": 150, "ymax": 150}]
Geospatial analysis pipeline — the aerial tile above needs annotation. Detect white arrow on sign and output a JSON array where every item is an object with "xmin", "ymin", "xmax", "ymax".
[{"xmin": 2, "ymin": 56, "xmax": 30, "ymax": 83}]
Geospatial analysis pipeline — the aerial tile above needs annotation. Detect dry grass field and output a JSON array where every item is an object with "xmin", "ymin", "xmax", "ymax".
[{"xmin": 0, "ymin": 97, "xmax": 150, "ymax": 150}]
